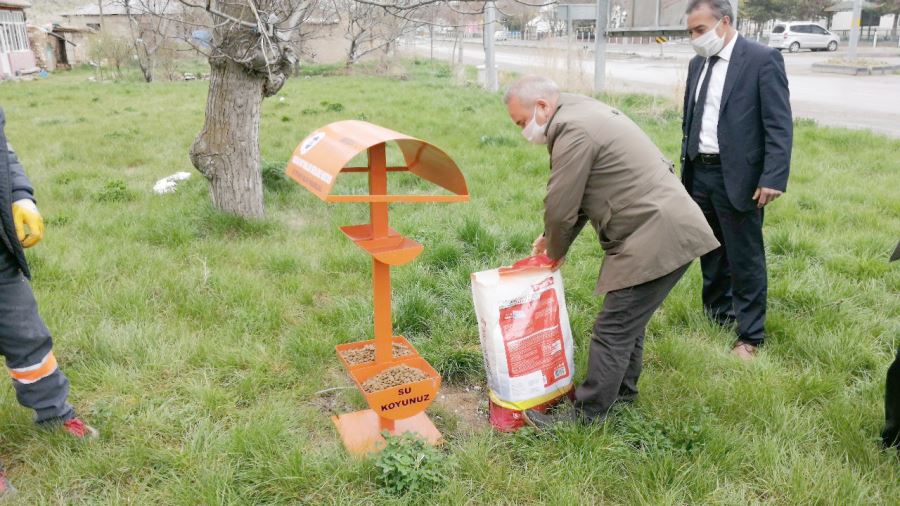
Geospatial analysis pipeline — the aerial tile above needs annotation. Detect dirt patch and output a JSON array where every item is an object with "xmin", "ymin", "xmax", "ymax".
[
  {"xmin": 308, "ymin": 369, "xmax": 357, "ymax": 416},
  {"xmin": 434, "ymin": 385, "xmax": 490, "ymax": 435},
  {"xmin": 361, "ymin": 365, "xmax": 428, "ymax": 393},
  {"xmin": 339, "ymin": 343, "xmax": 412, "ymax": 366}
]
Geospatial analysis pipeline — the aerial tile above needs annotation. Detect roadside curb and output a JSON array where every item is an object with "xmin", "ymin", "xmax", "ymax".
[{"xmin": 812, "ymin": 63, "xmax": 900, "ymax": 75}]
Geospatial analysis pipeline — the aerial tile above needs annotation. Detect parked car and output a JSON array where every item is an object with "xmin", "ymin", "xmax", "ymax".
[
  {"xmin": 493, "ymin": 30, "xmax": 509, "ymax": 41},
  {"xmin": 769, "ymin": 22, "xmax": 840, "ymax": 53}
]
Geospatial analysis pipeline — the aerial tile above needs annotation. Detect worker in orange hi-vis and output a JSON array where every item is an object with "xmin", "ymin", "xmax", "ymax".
[{"xmin": 0, "ymin": 108, "xmax": 98, "ymax": 459}]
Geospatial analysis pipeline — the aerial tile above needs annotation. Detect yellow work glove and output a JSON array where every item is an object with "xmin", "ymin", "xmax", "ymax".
[{"xmin": 12, "ymin": 199, "xmax": 44, "ymax": 248}]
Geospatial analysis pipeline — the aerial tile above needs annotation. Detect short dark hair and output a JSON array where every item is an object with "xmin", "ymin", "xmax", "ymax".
[{"xmin": 686, "ymin": 0, "xmax": 734, "ymax": 21}]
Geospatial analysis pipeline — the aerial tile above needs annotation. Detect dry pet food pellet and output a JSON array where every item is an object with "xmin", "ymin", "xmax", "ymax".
[
  {"xmin": 361, "ymin": 365, "xmax": 429, "ymax": 393},
  {"xmin": 340, "ymin": 343, "xmax": 411, "ymax": 365}
]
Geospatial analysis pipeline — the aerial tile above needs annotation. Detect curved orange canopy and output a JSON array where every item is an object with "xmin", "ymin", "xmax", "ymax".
[{"xmin": 286, "ymin": 120, "xmax": 469, "ymax": 203}]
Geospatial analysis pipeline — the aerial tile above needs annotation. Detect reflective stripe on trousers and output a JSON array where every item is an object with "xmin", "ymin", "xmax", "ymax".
[{"xmin": 8, "ymin": 351, "xmax": 58, "ymax": 384}]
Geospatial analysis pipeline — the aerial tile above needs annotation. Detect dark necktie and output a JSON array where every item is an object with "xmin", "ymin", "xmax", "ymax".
[{"xmin": 687, "ymin": 55, "xmax": 721, "ymax": 161}]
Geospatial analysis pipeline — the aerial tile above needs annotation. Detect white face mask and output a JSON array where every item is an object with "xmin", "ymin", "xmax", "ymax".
[
  {"xmin": 691, "ymin": 19, "xmax": 726, "ymax": 58},
  {"xmin": 522, "ymin": 105, "xmax": 548, "ymax": 144}
]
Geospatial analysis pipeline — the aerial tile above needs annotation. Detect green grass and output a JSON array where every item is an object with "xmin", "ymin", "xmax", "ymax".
[{"xmin": 0, "ymin": 61, "xmax": 898, "ymax": 504}]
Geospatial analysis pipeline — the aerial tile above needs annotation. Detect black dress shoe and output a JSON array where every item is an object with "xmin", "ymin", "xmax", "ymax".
[{"xmin": 523, "ymin": 408, "xmax": 580, "ymax": 430}]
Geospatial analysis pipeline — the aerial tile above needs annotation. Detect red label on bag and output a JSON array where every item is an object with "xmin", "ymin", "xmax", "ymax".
[{"xmin": 498, "ymin": 278, "xmax": 570, "ymax": 387}]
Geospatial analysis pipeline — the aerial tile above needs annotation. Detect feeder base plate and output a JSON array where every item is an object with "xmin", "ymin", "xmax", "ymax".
[{"xmin": 332, "ymin": 409, "xmax": 442, "ymax": 455}]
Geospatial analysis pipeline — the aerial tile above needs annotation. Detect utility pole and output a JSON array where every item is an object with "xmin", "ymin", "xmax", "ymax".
[
  {"xmin": 429, "ymin": 7, "xmax": 434, "ymax": 62},
  {"xmin": 848, "ymin": 0, "xmax": 862, "ymax": 60},
  {"xmin": 594, "ymin": 0, "xmax": 609, "ymax": 93},
  {"xmin": 484, "ymin": 1, "xmax": 498, "ymax": 91},
  {"xmin": 457, "ymin": 24, "xmax": 463, "ymax": 64},
  {"xmin": 566, "ymin": 5, "xmax": 573, "ymax": 83},
  {"xmin": 454, "ymin": 1, "xmax": 463, "ymax": 65}
]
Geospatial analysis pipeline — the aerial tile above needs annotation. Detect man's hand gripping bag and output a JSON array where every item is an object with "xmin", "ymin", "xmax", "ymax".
[{"xmin": 471, "ymin": 255, "xmax": 575, "ymax": 430}]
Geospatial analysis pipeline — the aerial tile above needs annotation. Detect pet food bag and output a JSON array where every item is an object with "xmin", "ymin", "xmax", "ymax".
[{"xmin": 471, "ymin": 255, "xmax": 575, "ymax": 419}]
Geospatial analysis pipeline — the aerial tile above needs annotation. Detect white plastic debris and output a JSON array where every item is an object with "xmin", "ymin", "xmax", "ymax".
[{"xmin": 153, "ymin": 171, "xmax": 192, "ymax": 194}]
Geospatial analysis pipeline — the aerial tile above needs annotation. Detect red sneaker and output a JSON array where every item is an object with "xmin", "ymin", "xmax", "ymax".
[
  {"xmin": 0, "ymin": 467, "xmax": 15, "ymax": 497},
  {"xmin": 62, "ymin": 417, "xmax": 99, "ymax": 440}
]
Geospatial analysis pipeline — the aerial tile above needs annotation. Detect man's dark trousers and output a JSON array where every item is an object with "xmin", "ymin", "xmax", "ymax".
[
  {"xmin": 883, "ymin": 348, "xmax": 900, "ymax": 448},
  {"xmin": 690, "ymin": 161, "xmax": 767, "ymax": 345},
  {"xmin": 575, "ymin": 263, "xmax": 691, "ymax": 421},
  {"xmin": 0, "ymin": 248, "xmax": 74, "ymax": 423}
]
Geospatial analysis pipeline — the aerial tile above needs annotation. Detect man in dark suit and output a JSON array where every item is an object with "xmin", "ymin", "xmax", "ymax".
[
  {"xmin": 681, "ymin": 0, "xmax": 792, "ymax": 359},
  {"xmin": 883, "ymin": 241, "xmax": 900, "ymax": 449}
]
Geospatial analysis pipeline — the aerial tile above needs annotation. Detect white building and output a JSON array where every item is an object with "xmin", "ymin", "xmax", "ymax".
[
  {"xmin": 0, "ymin": 0, "xmax": 36, "ymax": 78},
  {"xmin": 831, "ymin": 12, "xmax": 897, "ymax": 32}
]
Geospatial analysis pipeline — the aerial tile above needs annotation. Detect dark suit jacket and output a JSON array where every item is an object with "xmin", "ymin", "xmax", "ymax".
[
  {"xmin": 680, "ymin": 35, "xmax": 793, "ymax": 212},
  {"xmin": 0, "ymin": 108, "xmax": 35, "ymax": 278}
]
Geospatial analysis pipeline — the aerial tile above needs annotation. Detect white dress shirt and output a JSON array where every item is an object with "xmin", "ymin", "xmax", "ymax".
[{"xmin": 694, "ymin": 34, "xmax": 738, "ymax": 155}]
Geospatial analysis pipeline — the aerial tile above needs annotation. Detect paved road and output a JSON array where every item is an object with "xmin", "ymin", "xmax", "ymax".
[{"xmin": 410, "ymin": 39, "xmax": 900, "ymax": 137}]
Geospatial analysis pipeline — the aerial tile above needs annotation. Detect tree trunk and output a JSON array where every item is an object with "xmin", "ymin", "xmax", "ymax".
[
  {"xmin": 190, "ymin": 57, "xmax": 266, "ymax": 219},
  {"xmin": 137, "ymin": 51, "xmax": 153, "ymax": 83},
  {"xmin": 124, "ymin": 1, "xmax": 152, "ymax": 82},
  {"xmin": 347, "ymin": 38, "xmax": 358, "ymax": 68}
]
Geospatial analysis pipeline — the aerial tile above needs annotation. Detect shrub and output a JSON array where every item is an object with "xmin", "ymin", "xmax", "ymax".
[
  {"xmin": 375, "ymin": 432, "xmax": 452, "ymax": 496},
  {"xmin": 94, "ymin": 179, "xmax": 134, "ymax": 203},
  {"xmin": 614, "ymin": 405, "xmax": 715, "ymax": 455}
]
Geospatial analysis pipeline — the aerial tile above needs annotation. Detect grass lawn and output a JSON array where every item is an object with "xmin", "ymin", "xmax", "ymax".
[{"xmin": 0, "ymin": 61, "xmax": 898, "ymax": 504}]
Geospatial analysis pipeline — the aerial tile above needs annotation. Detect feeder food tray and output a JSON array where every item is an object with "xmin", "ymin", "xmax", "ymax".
[
  {"xmin": 339, "ymin": 224, "xmax": 424, "ymax": 265},
  {"xmin": 348, "ymin": 356, "xmax": 441, "ymax": 421},
  {"xmin": 335, "ymin": 336, "xmax": 419, "ymax": 372}
]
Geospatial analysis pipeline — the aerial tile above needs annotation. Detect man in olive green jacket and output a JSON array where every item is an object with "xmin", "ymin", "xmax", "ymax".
[{"xmin": 504, "ymin": 76, "xmax": 719, "ymax": 426}]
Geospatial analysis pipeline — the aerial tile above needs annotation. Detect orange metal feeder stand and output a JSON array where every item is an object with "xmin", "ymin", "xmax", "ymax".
[{"xmin": 286, "ymin": 120, "xmax": 469, "ymax": 455}]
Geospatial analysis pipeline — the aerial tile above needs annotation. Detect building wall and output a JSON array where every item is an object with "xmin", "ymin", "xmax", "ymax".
[
  {"xmin": 64, "ymin": 32, "xmax": 91, "ymax": 65},
  {"xmin": 5, "ymin": 47, "xmax": 32, "ymax": 71},
  {"xmin": 29, "ymin": 27, "xmax": 92, "ymax": 70},
  {"xmin": 298, "ymin": 23, "xmax": 349, "ymax": 64},
  {"xmin": 614, "ymin": 0, "xmax": 692, "ymax": 29},
  {"xmin": 55, "ymin": 15, "xmax": 371, "ymax": 67},
  {"xmin": 0, "ymin": 7, "xmax": 36, "ymax": 77},
  {"xmin": 831, "ymin": 12, "xmax": 896, "ymax": 31},
  {"xmin": 61, "ymin": 14, "xmax": 132, "ymax": 37}
]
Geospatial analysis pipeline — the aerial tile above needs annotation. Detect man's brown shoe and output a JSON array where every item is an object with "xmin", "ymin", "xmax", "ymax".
[{"xmin": 731, "ymin": 341, "xmax": 758, "ymax": 360}]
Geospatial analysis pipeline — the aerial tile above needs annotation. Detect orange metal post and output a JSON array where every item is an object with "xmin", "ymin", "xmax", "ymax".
[
  {"xmin": 289, "ymin": 122, "xmax": 468, "ymax": 455},
  {"xmin": 372, "ymin": 261, "xmax": 392, "ymax": 364},
  {"xmin": 368, "ymin": 143, "xmax": 389, "ymax": 237},
  {"xmin": 369, "ymin": 143, "xmax": 393, "ymax": 365}
]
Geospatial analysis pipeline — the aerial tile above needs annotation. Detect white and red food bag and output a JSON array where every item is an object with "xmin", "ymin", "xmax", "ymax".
[{"xmin": 471, "ymin": 255, "xmax": 575, "ymax": 428}]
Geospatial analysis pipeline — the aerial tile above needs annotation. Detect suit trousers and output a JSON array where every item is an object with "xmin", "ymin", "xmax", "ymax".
[
  {"xmin": 0, "ymin": 249, "xmax": 73, "ymax": 423},
  {"xmin": 690, "ymin": 162, "xmax": 767, "ymax": 345},
  {"xmin": 883, "ymin": 348, "xmax": 900, "ymax": 448},
  {"xmin": 574, "ymin": 262, "xmax": 690, "ymax": 421}
]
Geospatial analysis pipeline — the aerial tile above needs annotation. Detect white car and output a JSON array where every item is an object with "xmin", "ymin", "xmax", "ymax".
[
  {"xmin": 493, "ymin": 31, "xmax": 508, "ymax": 41},
  {"xmin": 769, "ymin": 22, "xmax": 840, "ymax": 53}
]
